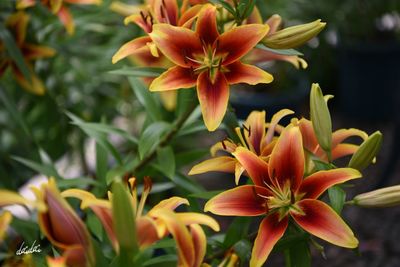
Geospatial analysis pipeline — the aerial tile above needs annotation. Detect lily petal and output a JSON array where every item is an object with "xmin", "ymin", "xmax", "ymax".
[
  {"xmin": 149, "ymin": 196, "xmax": 189, "ymax": 214},
  {"xmin": 153, "ymin": 0, "xmax": 178, "ymax": 25},
  {"xmin": 332, "ymin": 128, "xmax": 368, "ymax": 148},
  {"xmin": 176, "ymin": 212, "xmax": 220, "ymax": 231},
  {"xmin": 0, "ymin": 190, "xmax": 30, "ymax": 207},
  {"xmin": 150, "ymin": 24, "xmax": 203, "ymax": 67},
  {"xmin": 299, "ymin": 168, "xmax": 362, "ymax": 199},
  {"xmin": 265, "ymin": 14, "xmax": 282, "ymax": 34},
  {"xmin": 124, "ymin": 13, "xmax": 153, "ymax": 33},
  {"xmin": 250, "ymin": 214, "xmax": 288, "ymax": 267},
  {"xmin": 205, "ymin": 185, "xmax": 269, "ymax": 216},
  {"xmin": 234, "ymin": 162, "xmax": 245, "ymax": 185},
  {"xmin": 296, "ymin": 118, "xmax": 319, "ymax": 154},
  {"xmin": 291, "ymin": 199, "xmax": 358, "ymax": 248},
  {"xmin": 112, "ymin": 36, "xmax": 152, "ymax": 64},
  {"xmin": 178, "ymin": 4, "xmax": 203, "ymax": 27},
  {"xmin": 243, "ymin": 110, "xmax": 266, "ymax": 154},
  {"xmin": 218, "ymin": 24, "xmax": 269, "ymax": 65},
  {"xmin": 23, "ymin": 44, "xmax": 56, "ymax": 60},
  {"xmin": 197, "ymin": 70, "xmax": 229, "ymax": 131},
  {"xmin": 190, "ymin": 224, "xmax": 207, "ymax": 267},
  {"xmin": 150, "ymin": 66, "xmax": 197, "ymax": 91},
  {"xmin": 264, "ymin": 109, "xmax": 294, "ymax": 145},
  {"xmin": 155, "ymin": 210, "xmax": 195, "ymax": 267},
  {"xmin": 232, "ymin": 147, "xmax": 271, "ymax": 186},
  {"xmin": 210, "ymin": 140, "xmax": 237, "ymax": 156},
  {"xmin": 57, "ymin": 6, "xmax": 75, "ymax": 35},
  {"xmin": 224, "ymin": 62, "xmax": 273, "ymax": 86},
  {"xmin": 188, "ymin": 156, "xmax": 236, "ymax": 175},
  {"xmin": 332, "ymin": 144, "xmax": 359, "ymax": 160},
  {"xmin": 269, "ymin": 124, "xmax": 304, "ymax": 192},
  {"xmin": 160, "ymin": 91, "xmax": 177, "ymax": 111},
  {"xmin": 136, "ymin": 216, "xmax": 159, "ymax": 248},
  {"xmin": 196, "ymin": 4, "xmax": 219, "ymax": 46},
  {"xmin": 0, "ymin": 211, "xmax": 12, "ymax": 243}
]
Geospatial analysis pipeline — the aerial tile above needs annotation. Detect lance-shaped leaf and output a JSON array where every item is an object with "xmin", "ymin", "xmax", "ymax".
[
  {"xmin": 349, "ymin": 131, "xmax": 382, "ymax": 171},
  {"xmin": 111, "ymin": 180, "xmax": 138, "ymax": 265},
  {"xmin": 310, "ymin": 83, "xmax": 332, "ymax": 160}
]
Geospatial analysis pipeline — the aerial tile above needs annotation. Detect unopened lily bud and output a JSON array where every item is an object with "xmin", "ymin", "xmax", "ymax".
[
  {"xmin": 310, "ymin": 83, "xmax": 332, "ymax": 160},
  {"xmin": 353, "ymin": 185, "xmax": 400, "ymax": 208},
  {"xmin": 263, "ymin": 19, "xmax": 326, "ymax": 49},
  {"xmin": 33, "ymin": 178, "xmax": 94, "ymax": 267},
  {"xmin": 349, "ymin": 131, "xmax": 382, "ymax": 171}
]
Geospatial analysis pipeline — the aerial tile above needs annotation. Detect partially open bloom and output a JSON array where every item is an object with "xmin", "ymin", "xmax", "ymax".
[
  {"xmin": 0, "ymin": 12, "xmax": 55, "ymax": 95},
  {"xmin": 189, "ymin": 109, "xmax": 293, "ymax": 183},
  {"xmin": 63, "ymin": 177, "xmax": 219, "ymax": 266},
  {"xmin": 149, "ymin": 4, "xmax": 273, "ymax": 131},
  {"xmin": 205, "ymin": 124, "xmax": 361, "ymax": 267},
  {"xmin": 0, "ymin": 179, "xmax": 94, "ymax": 267},
  {"xmin": 16, "ymin": 0, "xmax": 101, "ymax": 35}
]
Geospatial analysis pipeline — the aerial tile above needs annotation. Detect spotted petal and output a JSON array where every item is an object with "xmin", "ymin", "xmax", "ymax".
[
  {"xmin": 291, "ymin": 199, "xmax": 358, "ymax": 248},
  {"xmin": 205, "ymin": 185, "xmax": 269, "ymax": 216},
  {"xmin": 197, "ymin": 70, "xmax": 229, "ymax": 131},
  {"xmin": 250, "ymin": 214, "xmax": 288, "ymax": 267}
]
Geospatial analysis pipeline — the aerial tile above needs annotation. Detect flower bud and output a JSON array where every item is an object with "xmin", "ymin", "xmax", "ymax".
[
  {"xmin": 34, "ymin": 178, "xmax": 94, "ymax": 267},
  {"xmin": 263, "ymin": 19, "xmax": 326, "ymax": 49},
  {"xmin": 310, "ymin": 83, "xmax": 332, "ymax": 160},
  {"xmin": 349, "ymin": 131, "xmax": 382, "ymax": 171},
  {"xmin": 353, "ymin": 185, "xmax": 400, "ymax": 208}
]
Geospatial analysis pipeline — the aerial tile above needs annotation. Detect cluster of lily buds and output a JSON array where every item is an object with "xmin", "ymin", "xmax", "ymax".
[{"xmin": 111, "ymin": 0, "xmax": 326, "ymax": 130}]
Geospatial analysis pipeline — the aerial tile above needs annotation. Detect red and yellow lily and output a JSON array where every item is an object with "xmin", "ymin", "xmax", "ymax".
[
  {"xmin": 0, "ymin": 12, "xmax": 56, "ymax": 95},
  {"xmin": 0, "ymin": 179, "xmax": 94, "ymax": 267},
  {"xmin": 148, "ymin": 4, "xmax": 273, "ymax": 131},
  {"xmin": 205, "ymin": 124, "xmax": 361, "ymax": 267},
  {"xmin": 16, "ymin": 0, "xmax": 101, "ymax": 35},
  {"xmin": 62, "ymin": 177, "xmax": 219, "ymax": 266},
  {"xmin": 189, "ymin": 109, "xmax": 293, "ymax": 183},
  {"xmin": 111, "ymin": 0, "xmax": 203, "ymax": 110}
]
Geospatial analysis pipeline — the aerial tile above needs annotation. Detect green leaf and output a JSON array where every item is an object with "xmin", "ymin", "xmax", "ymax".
[
  {"xmin": 87, "ymin": 212, "xmax": 103, "ymax": 242},
  {"xmin": 212, "ymin": 0, "xmax": 235, "ymax": 15},
  {"xmin": 156, "ymin": 146, "xmax": 175, "ymax": 179},
  {"xmin": 108, "ymin": 66, "xmax": 166, "ymax": 77},
  {"xmin": 138, "ymin": 121, "xmax": 171, "ymax": 159},
  {"xmin": 223, "ymin": 217, "xmax": 251, "ymax": 248},
  {"xmin": 10, "ymin": 217, "xmax": 40, "ymax": 245},
  {"xmin": 310, "ymin": 83, "xmax": 332, "ymax": 160},
  {"xmin": 328, "ymin": 186, "xmax": 346, "ymax": 214},
  {"xmin": 349, "ymin": 131, "xmax": 383, "ymax": 171},
  {"xmin": 170, "ymin": 173, "xmax": 203, "ymax": 193},
  {"xmin": 0, "ymin": 24, "xmax": 31, "ymax": 82},
  {"xmin": 12, "ymin": 156, "xmax": 61, "ymax": 179},
  {"xmin": 128, "ymin": 77, "xmax": 162, "ymax": 121},
  {"xmin": 284, "ymin": 240, "xmax": 311, "ymax": 267},
  {"xmin": 255, "ymin": 44, "xmax": 304, "ymax": 56},
  {"xmin": 111, "ymin": 180, "xmax": 138, "ymax": 266},
  {"xmin": 143, "ymin": 255, "xmax": 177, "ymax": 266},
  {"xmin": 57, "ymin": 177, "xmax": 100, "ymax": 189},
  {"xmin": 175, "ymin": 149, "xmax": 209, "ymax": 167},
  {"xmin": 137, "ymin": 182, "xmax": 175, "ymax": 195},
  {"xmin": 66, "ymin": 112, "xmax": 123, "ymax": 164},
  {"xmin": 189, "ymin": 190, "xmax": 222, "ymax": 200},
  {"xmin": 232, "ymin": 239, "xmax": 252, "ymax": 264},
  {"xmin": 96, "ymin": 141, "xmax": 108, "ymax": 184}
]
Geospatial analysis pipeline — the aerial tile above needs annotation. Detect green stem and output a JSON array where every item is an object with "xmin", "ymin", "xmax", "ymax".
[{"xmin": 131, "ymin": 102, "xmax": 197, "ymax": 174}]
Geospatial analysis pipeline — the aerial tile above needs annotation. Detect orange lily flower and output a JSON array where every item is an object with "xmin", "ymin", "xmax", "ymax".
[
  {"xmin": 244, "ymin": 14, "xmax": 308, "ymax": 69},
  {"xmin": 62, "ymin": 177, "xmax": 219, "ymax": 266},
  {"xmin": 205, "ymin": 124, "xmax": 361, "ymax": 267},
  {"xmin": 189, "ymin": 109, "xmax": 293, "ymax": 184},
  {"xmin": 112, "ymin": 0, "xmax": 203, "ymax": 111},
  {"xmin": 294, "ymin": 118, "xmax": 368, "ymax": 163},
  {"xmin": 0, "ymin": 12, "xmax": 55, "ymax": 95},
  {"xmin": 16, "ymin": 0, "xmax": 101, "ymax": 35},
  {"xmin": 148, "ymin": 4, "xmax": 273, "ymax": 131},
  {"xmin": 0, "ymin": 179, "xmax": 94, "ymax": 267}
]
